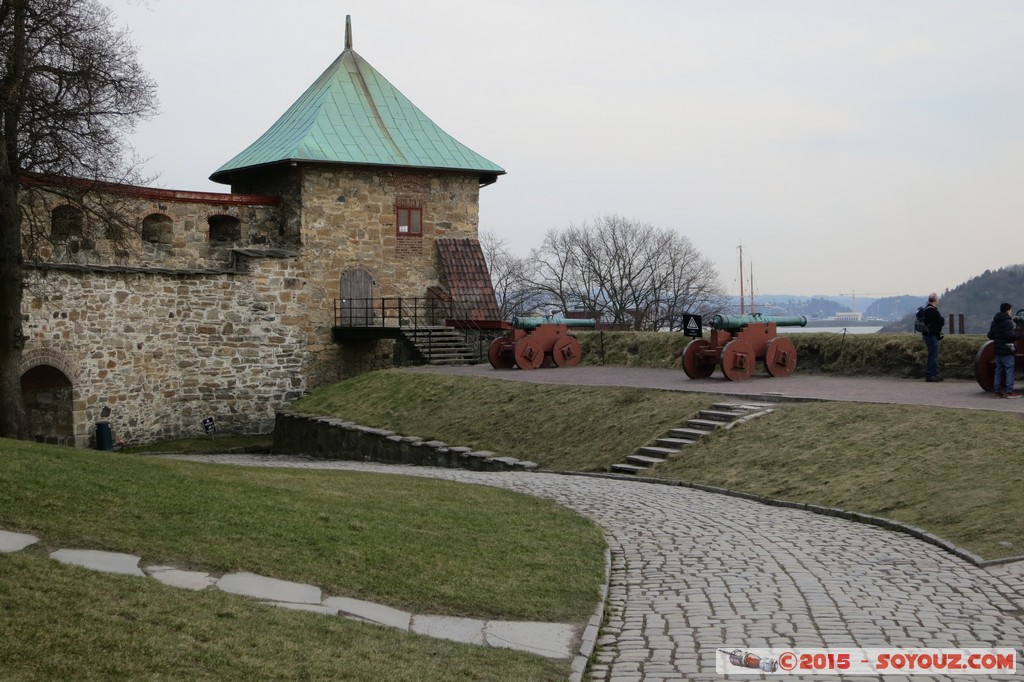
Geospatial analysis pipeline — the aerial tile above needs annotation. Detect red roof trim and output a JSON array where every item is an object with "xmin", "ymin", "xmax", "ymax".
[{"xmin": 21, "ymin": 173, "xmax": 280, "ymax": 207}]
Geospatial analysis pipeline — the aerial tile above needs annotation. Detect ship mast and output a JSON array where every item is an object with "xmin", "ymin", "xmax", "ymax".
[{"xmin": 738, "ymin": 244, "xmax": 745, "ymax": 315}]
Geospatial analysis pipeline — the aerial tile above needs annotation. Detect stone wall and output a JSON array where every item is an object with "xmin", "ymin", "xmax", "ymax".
[
  {"xmin": 273, "ymin": 412, "xmax": 537, "ymax": 472},
  {"xmin": 22, "ymin": 254, "xmax": 308, "ymax": 447},
  {"xmin": 17, "ymin": 164, "xmax": 487, "ymax": 445},
  {"xmin": 20, "ymin": 181, "xmax": 283, "ymax": 271}
]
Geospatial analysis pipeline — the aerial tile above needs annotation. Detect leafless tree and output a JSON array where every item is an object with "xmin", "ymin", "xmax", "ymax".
[
  {"xmin": 479, "ymin": 230, "xmax": 546, "ymax": 320},
  {"xmin": 0, "ymin": 0, "xmax": 157, "ymax": 439},
  {"xmin": 529, "ymin": 215, "xmax": 727, "ymax": 330}
]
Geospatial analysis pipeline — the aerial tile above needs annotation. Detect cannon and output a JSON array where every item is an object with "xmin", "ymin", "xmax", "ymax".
[
  {"xmin": 682, "ymin": 313, "xmax": 807, "ymax": 381},
  {"xmin": 974, "ymin": 311, "xmax": 1024, "ymax": 391},
  {"xmin": 488, "ymin": 316, "xmax": 596, "ymax": 370}
]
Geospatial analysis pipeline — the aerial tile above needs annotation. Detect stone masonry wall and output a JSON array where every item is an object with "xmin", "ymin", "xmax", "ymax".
[
  {"xmin": 17, "ymin": 165, "xmax": 488, "ymax": 445},
  {"xmin": 22, "ymin": 255, "xmax": 308, "ymax": 447},
  {"xmin": 291, "ymin": 166, "xmax": 482, "ymax": 388},
  {"xmin": 20, "ymin": 183, "xmax": 282, "ymax": 271}
]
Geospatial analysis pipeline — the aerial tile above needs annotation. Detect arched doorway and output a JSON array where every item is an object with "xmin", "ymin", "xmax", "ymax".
[
  {"xmin": 21, "ymin": 365, "xmax": 74, "ymax": 446},
  {"xmin": 338, "ymin": 268, "xmax": 375, "ymax": 326}
]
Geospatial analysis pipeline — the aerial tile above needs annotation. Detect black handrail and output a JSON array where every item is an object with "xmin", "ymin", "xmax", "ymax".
[{"xmin": 334, "ymin": 295, "xmax": 494, "ymax": 363}]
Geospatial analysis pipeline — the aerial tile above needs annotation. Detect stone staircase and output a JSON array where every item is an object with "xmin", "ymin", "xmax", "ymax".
[
  {"xmin": 401, "ymin": 326, "xmax": 480, "ymax": 366},
  {"xmin": 610, "ymin": 402, "xmax": 775, "ymax": 476}
]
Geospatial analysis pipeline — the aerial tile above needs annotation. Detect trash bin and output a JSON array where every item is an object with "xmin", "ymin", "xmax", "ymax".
[{"xmin": 95, "ymin": 421, "xmax": 113, "ymax": 451}]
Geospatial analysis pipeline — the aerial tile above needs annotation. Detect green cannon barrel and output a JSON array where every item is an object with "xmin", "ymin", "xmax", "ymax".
[
  {"xmin": 710, "ymin": 314, "xmax": 807, "ymax": 331},
  {"xmin": 512, "ymin": 316, "xmax": 597, "ymax": 330}
]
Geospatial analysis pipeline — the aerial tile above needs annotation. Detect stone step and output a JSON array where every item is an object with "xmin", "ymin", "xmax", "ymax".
[
  {"xmin": 712, "ymin": 402, "xmax": 775, "ymax": 412},
  {"xmin": 668, "ymin": 428, "xmax": 711, "ymax": 441},
  {"xmin": 610, "ymin": 463, "xmax": 646, "ymax": 475},
  {"xmin": 626, "ymin": 454, "xmax": 666, "ymax": 467},
  {"xmin": 655, "ymin": 437, "xmax": 692, "ymax": 448},
  {"xmin": 698, "ymin": 409, "xmax": 747, "ymax": 422},
  {"xmin": 637, "ymin": 445, "xmax": 682, "ymax": 458},
  {"xmin": 686, "ymin": 418, "xmax": 725, "ymax": 432}
]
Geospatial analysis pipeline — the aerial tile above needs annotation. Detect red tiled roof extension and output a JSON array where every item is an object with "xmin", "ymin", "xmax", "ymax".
[{"xmin": 434, "ymin": 238, "xmax": 501, "ymax": 321}]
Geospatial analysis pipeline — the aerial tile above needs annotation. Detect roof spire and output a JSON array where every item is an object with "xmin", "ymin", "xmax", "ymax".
[{"xmin": 345, "ymin": 15, "xmax": 352, "ymax": 50}]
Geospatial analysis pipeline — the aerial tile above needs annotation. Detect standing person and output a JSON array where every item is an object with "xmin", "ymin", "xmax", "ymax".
[
  {"xmin": 987, "ymin": 302, "xmax": 1021, "ymax": 398},
  {"xmin": 920, "ymin": 293, "xmax": 945, "ymax": 382}
]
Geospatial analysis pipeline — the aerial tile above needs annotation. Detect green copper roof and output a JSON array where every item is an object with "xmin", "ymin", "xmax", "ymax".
[{"xmin": 211, "ymin": 18, "xmax": 504, "ymax": 185}]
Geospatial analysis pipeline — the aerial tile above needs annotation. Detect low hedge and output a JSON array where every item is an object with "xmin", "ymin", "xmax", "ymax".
[{"xmin": 574, "ymin": 330, "xmax": 985, "ymax": 380}]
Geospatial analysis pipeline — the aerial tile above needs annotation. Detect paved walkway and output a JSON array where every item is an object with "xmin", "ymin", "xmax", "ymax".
[
  {"xmin": 146, "ymin": 454, "xmax": 1024, "ymax": 681},
  {"xmin": 410, "ymin": 365, "xmax": 1024, "ymax": 413}
]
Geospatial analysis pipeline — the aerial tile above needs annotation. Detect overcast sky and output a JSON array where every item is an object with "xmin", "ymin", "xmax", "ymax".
[{"xmin": 107, "ymin": 0, "xmax": 1024, "ymax": 301}]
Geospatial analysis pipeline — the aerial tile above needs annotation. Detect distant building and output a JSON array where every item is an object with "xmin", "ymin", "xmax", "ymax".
[{"xmin": 834, "ymin": 312, "xmax": 863, "ymax": 322}]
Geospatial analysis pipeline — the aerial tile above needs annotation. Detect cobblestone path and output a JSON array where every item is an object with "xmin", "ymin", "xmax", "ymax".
[{"xmin": 163, "ymin": 455, "xmax": 1024, "ymax": 681}]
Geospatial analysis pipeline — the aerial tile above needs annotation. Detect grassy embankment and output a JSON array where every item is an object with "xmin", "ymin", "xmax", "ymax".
[
  {"xmin": 291, "ymin": 330, "xmax": 1023, "ymax": 561},
  {"xmin": 0, "ymin": 439, "xmax": 605, "ymax": 680}
]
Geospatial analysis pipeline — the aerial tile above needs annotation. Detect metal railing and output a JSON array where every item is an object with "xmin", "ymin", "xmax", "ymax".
[
  {"xmin": 334, "ymin": 297, "xmax": 449, "ymax": 328},
  {"xmin": 333, "ymin": 295, "xmax": 498, "ymax": 363}
]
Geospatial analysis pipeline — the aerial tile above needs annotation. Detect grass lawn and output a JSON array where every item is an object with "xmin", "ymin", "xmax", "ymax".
[
  {"xmin": 0, "ymin": 438, "xmax": 606, "ymax": 680},
  {"xmin": 294, "ymin": 369, "xmax": 1024, "ymax": 561},
  {"xmin": 0, "ymin": 551, "xmax": 567, "ymax": 681}
]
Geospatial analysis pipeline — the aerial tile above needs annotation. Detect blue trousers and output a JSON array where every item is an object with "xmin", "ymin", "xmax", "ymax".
[{"xmin": 994, "ymin": 354, "xmax": 1015, "ymax": 394}]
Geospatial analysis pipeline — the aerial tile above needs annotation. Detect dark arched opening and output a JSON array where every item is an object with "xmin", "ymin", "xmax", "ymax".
[{"xmin": 21, "ymin": 365, "xmax": 74, "ymax": 446}]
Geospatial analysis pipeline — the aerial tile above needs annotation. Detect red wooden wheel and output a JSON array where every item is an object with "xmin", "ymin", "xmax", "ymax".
[
  {"xmin": 974, "ymin": 340, "xmax": 996, "ymax": 392},
  {"xmin": 720, "ymin": 338, "xmax": 755, "ymax": 381},
  {"xmin": 682, "ymin": 338, "xmax": 716, "ymax": 379},
  {"xmin": 513, "ymin": 337, "xmax": 544, "ymax": 370},
  {"xmin": 551, "ymin": 336, "xmax": 582, "ymax": 367},
  {"xmin": 764, "ymin": 336, "xmax": 797, "ymax": 378},
  {"xmin": 488, "ymin": 337, "xmax": 515, "ymax": 369}
]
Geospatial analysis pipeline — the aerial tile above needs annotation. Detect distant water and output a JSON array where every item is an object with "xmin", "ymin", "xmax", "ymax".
[{"xmin": 780, "ymin": 326, "xmax": 884, "ymax": 335}]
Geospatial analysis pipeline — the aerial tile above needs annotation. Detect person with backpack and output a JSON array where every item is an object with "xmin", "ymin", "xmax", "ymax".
[
  {"xmin": 987, "ymin": 302, "xmax": 1021, "ymax": 398},
  {"xmin": 918, "ymin": 293, "xmax": 945, "ymax": 382}
]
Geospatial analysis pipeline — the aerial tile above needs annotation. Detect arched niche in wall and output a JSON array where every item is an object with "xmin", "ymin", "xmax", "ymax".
[
  {"xmin": 50, "ymin": 205, "xmax": 85, "ymax": 241},
  {"xmin": 208, "ymin": 214, "xmax": 241, "ymax": 243},
  {"xmin": 141, "ymin": 213, "xmax": 174, "ymax": 244},
  {"xmin": 20, "ymin": 365, "xmax": 75, "ymax": 446}
]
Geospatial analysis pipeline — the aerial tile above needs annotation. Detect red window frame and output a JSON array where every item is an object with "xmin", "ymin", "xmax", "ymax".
[{"xmin": 396, "ymin": 206, "xmax": 422, "ymax": 236}]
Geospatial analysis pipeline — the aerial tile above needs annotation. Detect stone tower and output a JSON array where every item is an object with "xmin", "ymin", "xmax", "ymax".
[{"xmin": 19, "ymin": 16, "xmax": 504, "ymax": 446}]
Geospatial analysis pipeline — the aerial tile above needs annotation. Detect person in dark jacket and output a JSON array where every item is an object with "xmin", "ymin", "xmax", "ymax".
[
  {"xmin": 920, "ymin": 293, "xmax": 945, "ymax": 382},
  {"xmin": 987, "ymin": 302, "xmax": 1020, "ymax": 398}
]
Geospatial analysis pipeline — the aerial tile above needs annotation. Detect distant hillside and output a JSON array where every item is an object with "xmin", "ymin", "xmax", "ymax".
[
  {"xmin": 727, "ymin": 295, "xmax": 852, "ymax": 319},
  {"xmin": 880, "ymin": 264, "xmax": 1024, "ymax": 334},
  {"xmin": 729, "ymin": 294, "xmax": 920, "ymax": 321}
]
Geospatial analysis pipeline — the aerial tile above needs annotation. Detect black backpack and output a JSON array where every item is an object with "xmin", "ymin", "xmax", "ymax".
[{"xmin": 914, "ymin": 307, "xmax": 928, "ymax": 333}]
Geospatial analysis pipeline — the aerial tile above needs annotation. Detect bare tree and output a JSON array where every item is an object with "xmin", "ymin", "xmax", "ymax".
[
  {"xmin": 479, "ymin": 229, "xmax": 546, "ymax": 320},
  {"xmin": 529, "ymin": 215, "xmax": 727, "ymax": 330},
  {"xmin": 0, "ymin": 0, "xmax": 157, "ymax": 439}
]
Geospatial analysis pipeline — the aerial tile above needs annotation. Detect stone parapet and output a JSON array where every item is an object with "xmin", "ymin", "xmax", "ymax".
[{"xmin": 272, "ymin": 412, "xmax": 537, "ymax": 472}]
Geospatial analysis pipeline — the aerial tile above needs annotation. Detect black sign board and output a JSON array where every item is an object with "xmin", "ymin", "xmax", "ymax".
[
  {"xmin": 682, "ymin": 314, "xmax": 703, "ymax": 338},
  {"xmin": 201, "ymin": 417, "xmax": 218, "ymax": 434}
]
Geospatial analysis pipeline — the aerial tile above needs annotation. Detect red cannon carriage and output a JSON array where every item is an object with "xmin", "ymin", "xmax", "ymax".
[
  {"xmin": 682, "ymin": 313, "xmax": 807, "ymax": 381},
  {"xmin": 488, "ymin": 316, "xmax": 595, "ymax": 370}
]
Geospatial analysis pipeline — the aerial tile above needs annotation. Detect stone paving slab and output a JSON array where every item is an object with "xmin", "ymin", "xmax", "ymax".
[
  {"xmin": 322, "ymin": 596, "xmax": 412, "ymax": 630},
  {"xmin": 50, "ymin": 549, "xmax": 145, "ymax": 576},
  {"xmin": 216, "ymin": 571, "xmax": 321, "ymax": 604},
  {"xmin": 484, "ymin": 620, "xmax": 577, "ymax": 659},
  {"xmin": 266, "ymin": 601, "xmax": 340, "ymax": 616},
  {"xmin": 411, "ymin": 614, "xmax": 486, "ymax": 645},
  {"xmin": 144, "ymin": 565, "xmax": 218, "ymax": 591},
  {"xmin": 0, "ymin": 530, "xmax": 38, "ymax": 553}
]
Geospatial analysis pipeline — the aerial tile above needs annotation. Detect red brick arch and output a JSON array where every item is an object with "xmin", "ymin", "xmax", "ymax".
[{"xmin": 19, "ymin": 348, "xmax": 82, "ymax": 383}]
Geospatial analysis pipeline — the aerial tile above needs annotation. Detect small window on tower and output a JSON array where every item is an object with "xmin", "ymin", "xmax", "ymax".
[{"xmin": 396, "ymin": 206, "xmax": 422, "ymax": 235}]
